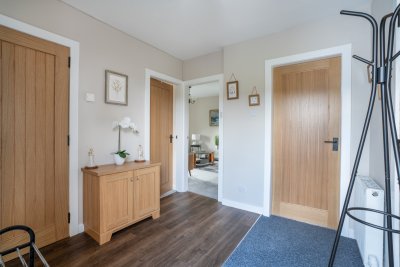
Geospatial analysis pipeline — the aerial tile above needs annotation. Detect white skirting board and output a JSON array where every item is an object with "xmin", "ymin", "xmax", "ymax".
[
  {"xmin": 222, "ymin": 199, "xmax": 264, "ymax": 214},
  {"xmin": 78, "ymin": 224, "xmax": 85, "ymax": 234}
]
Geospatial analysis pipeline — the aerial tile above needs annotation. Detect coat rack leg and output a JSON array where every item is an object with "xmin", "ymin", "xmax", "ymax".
[
  {"xmin": 328, "ymin": 86, "xmax": 378, "ymax": 266},
  {"xmin": 385, "ymin": 83, "xmax": 400, "ymax": 185},
  {"xmin": 380, "ymin": 83, "xmax": 395, "ymax": 267}
]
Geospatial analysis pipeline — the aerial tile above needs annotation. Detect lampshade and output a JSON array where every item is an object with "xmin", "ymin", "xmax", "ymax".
[{"xmin": 192, "ymin": 134, "xmax": 200, "ymax": 141}]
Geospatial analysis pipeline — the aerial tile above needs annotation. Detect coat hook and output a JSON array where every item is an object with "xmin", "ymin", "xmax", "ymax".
[{"xmin": 367, "ymin": 64, "xmax": 372, "ymax": 84}]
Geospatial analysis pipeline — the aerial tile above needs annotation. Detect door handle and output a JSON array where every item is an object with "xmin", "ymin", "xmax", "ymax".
[
  {"xmin": 324, "ymin": 137, "xmax": 339, "ymax": 151},
  {"xmin": 169, "ymin": 134, "xmax": 173, "ymax": 143}
]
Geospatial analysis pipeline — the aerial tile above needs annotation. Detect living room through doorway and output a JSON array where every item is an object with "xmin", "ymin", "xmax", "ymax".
[{"xmin": 188, "ymin": 81, "xmax": 220, "ymax": 200}]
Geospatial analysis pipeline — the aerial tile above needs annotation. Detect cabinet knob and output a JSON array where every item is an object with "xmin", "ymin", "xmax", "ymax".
[{"xmin": 130, "ymin": 177, "xmax": 133, "ymax": 182}]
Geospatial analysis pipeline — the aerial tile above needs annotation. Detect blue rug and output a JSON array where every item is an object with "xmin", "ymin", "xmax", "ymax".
[{"xmin": 224, "ymin": 216, "xmax": 363, "ymax": 267}]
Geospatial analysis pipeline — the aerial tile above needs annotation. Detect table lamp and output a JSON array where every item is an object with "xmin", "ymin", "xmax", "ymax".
[{"xmin": 192, "ymin": 134, "xmax": 200, "ymax": 145}]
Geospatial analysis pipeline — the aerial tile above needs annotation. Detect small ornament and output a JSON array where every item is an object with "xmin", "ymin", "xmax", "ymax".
[
  {"xmin": 134, "ymin": 145, "xmax": 146, "ymax": 163},
  {"xmin": 85, "ymin": 148, "xmax": 98, "ymax": 169}
]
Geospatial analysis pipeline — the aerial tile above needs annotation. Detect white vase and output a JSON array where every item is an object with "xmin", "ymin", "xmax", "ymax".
[{"xmin": 114, "ymin": 154, "xmax": 126, "ymax": 165}]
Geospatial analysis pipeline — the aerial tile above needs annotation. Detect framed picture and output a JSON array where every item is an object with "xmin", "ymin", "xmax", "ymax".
[
  {"xmin": 105, "ymin": 70, "xmax": 128, "ymax": 105},
  {"xmin": 249, "ymin": 94, "xmax": 260, "ymax": 106},
  {"xmin": 227, "ymin": 81, "xmax": 239, "ymax": 100},
  {"xmin": 209, "ymin": 109, "xmax": 219, "ymax": 126}
]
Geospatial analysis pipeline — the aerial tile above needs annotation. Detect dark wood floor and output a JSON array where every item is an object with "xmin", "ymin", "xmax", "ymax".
[{"xmin": 8, "ymin": 192, "xmax": 259, "ymax": 267}]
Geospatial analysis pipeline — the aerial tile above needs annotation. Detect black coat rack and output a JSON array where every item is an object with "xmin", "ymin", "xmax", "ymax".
[{"xmin": 329, "ymin": 5, "xmax": 400, "ymax": 267}]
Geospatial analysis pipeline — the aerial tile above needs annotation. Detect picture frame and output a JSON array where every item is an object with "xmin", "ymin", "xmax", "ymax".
[
  {"xmin": 249, "ymin": 94, "xmax": 260, "ymax": 106},
  {"xmin": 209, "ymin": 109, "xmax": 219, "ymax": 126},
  {"xmin": 105, "ymin": 70, "xmax": 128, "ymax": 105},
  {"xmin": 227, "ymin": 81, "xmax": 239, "ymax": 100}
]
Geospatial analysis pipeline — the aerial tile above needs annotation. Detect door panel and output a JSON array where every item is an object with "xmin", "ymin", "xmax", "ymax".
[
  {"xmin": 101, "ymin": 172, "xmax": 133, "ymax": 231},
  {"xmin": 272, "ymin": 57, "xmax": 341, "ymax": 228},
  {"xmin": 150, "ymin": 78, "xmax": 173, "ymax": 195},
  {"xmin": 0, "ymin": 25, "xmax": 69, "ymax": 259}
]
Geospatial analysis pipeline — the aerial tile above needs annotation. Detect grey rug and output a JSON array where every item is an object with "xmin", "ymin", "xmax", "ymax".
[
  {"xmin": 224, "ymin": 216, "xmax": 363, "ymax": 267},
  {"xmin": 188, "ymin": 176, "xmax": 218, "ymax": 200},
  {"xmin": 197, "ymin": 162, "xmax": 218, "ymax": 173}
]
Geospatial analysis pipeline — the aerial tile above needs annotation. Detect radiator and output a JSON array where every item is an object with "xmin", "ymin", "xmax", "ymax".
[{"xmin": 353, "ymin": 176, "xmax": 384, "ymax": 267}]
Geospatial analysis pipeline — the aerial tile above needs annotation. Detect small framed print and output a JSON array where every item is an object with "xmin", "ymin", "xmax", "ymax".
[
  {"xmin": 249, "ymin": 94, "xmax": 260, "ymax": 106},
  {"xmin": 227, "ymin": 81, "xmax": 239, "ymax": 100},
  {"xmin": 209, "ymin": 109, "xmax": 219, "ymax": 126},
  {"xmin": 105, "ymin": 70, "xmax": 128, "ymax": 105}
]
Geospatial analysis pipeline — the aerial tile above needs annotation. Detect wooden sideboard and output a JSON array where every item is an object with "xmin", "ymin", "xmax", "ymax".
[{"xmin": 82, "ymin": 161, "xmax": 161, "ymax": 245}]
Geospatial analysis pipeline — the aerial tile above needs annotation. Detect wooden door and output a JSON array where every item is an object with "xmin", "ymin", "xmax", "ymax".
[
  {"xmin": 272, "ymin": 57, "xmax": 341, "ymax": 229},
  {"xmin": 0, "ymin": 25, "xmax": 69, "ymax": 257},
  {"xmin": 101, "ymin": 172, "xmax": 133, "ymax": 231},
  {"xmin": 134, "ymin": 167, "xmax": 160, "ymax": 219},
  {"xmin": 150, "ymin": 78, "xmax": 173, "ymax": 195}
]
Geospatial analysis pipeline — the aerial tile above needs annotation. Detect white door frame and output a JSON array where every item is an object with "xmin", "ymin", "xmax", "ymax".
[
  {"xmin": 0, "ymin": 14, "xmax": 81, "ymax": 236},
  {"xmin": 144, "ymin": 69, "xmax": 186, "ymax": 194},
  {"xmin": 264, "ymin": 44, "xmax": 352, "ymax": 236},
  {"xmin": 183, "ymin": 74, "xmax": 224, "ymax": 202}
]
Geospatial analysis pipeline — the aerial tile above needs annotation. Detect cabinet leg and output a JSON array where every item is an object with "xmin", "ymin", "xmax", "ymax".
[
  {"xmin": 152, "ymin": 210, "xmax": 160, "ymax": 219},
  {"xmin": 99, "ymin": 232, "xmax": 113, "ymax": 245}
]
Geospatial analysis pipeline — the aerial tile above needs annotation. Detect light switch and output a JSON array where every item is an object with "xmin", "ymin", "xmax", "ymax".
[{"xmin": 86, "ymin": 93, "xmax": 95, "ymax": 102}]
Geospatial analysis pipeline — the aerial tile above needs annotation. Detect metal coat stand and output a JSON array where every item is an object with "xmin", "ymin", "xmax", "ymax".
[
  {"xmin": 329, "ymin": 5, "xmax": 400, "ymax": 267},
  {"xmin": 0, "ymin": 225, "xmax": 49, "ymax": 267}
]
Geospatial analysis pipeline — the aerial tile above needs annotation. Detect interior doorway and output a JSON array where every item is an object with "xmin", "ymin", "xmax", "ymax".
[
  {"xmin": 184, "ymin": 74, "xmax": 224, "ymax": 201},
  {"xmin": 271, "ymin": 57, "xmax": 341, "ymax": 229},
  {"xmin": 187, "ymin": 82, "xmax": 220, "ymax": 199}
]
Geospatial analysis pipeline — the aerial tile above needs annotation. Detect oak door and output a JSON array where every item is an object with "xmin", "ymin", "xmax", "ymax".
[
  {"xmin": 272, "ymin": 57, "xmax": 341, "ymax": 229},
  {"xmin": 0, "ymin": 25, "xmax": 69, "ymax": 259},
  {"xmin": 150, "ymin": 78, "xmax": 173, "ymax": 195}
]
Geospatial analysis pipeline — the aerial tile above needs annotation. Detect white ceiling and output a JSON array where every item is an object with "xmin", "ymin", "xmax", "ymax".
[
  {"xmin": 190, "ymin": 82, "xmax": 219, "ymax": 98},
  {"xmin": 62, "ymin": 0, "xmax": 371, "ymax": 60}
]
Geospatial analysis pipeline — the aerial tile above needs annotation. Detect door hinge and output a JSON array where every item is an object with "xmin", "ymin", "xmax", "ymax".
[
  {"xmin": 67, "ymin": 135, "xmax": 70, "ymax": 146},
  {"xmin": 68, "ymin": 212, "xmax": 71, "ymax": 224},
  {"xmin": 68, "ymin": 57, "xmax": 71, "ymax": 68}
]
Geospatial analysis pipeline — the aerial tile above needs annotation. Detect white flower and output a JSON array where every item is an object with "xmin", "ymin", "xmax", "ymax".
[
  {"xmin": 113, "ymin": 117, "xmax": 139, "ymax": 133},
  {"xmin": 119, "ymin": 117, "xmax": 131, "ymax": 129}
]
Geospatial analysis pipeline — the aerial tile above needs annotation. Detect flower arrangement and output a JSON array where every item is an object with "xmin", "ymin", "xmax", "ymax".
[{"xmin": 112, "ymin": 117, "xmax": 139, "ymax": 165}]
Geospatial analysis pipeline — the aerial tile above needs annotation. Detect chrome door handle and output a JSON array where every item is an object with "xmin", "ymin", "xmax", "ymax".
[{"xmin": 324, "ymin": 137, "xmax": 339, "ymax": 151}]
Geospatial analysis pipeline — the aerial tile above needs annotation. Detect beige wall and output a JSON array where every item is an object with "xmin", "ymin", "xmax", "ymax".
[
  {"xmin": 369, "ymin": 0, "xmax": 395, "ymax": 188},
  {"xmin": 183, "ymin": 51, "xmax": 223, "ymax": 80},
  {"xmin": 2, "ymin": 0, "xmax": 390, "ymax": 229},
  {"xmin": 222, "ymin": 9, "xmax": 372, "ymax": 207},
  {"xmin": 189, "ymin": 96, "xmax": 219, "ymax": 152},
  {"xmin": 0, "ymin": 0, "xmax": 183, "ymax": 223},
  {"xmin": 369, "ymin": 0, "xmax": 398, "ymax": 264}
]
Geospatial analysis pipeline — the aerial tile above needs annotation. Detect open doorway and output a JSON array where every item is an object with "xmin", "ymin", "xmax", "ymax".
[{"xmin": 187, "ymin": 82, "xmax": 220, "ymax": 199}]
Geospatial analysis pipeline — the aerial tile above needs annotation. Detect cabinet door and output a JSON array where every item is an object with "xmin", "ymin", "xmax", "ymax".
[
  {"xmin": 101, "ymin": 171, "xmax": 133, "ymax": 231},
  {"xmin": 134, "ymin": 166, "xmax": 160, "ymax": 219}
]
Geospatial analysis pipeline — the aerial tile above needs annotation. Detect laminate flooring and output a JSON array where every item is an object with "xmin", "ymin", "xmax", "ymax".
[{"xmin": 7, "ymin": 192, "xmax": 259, "ymax": 267}]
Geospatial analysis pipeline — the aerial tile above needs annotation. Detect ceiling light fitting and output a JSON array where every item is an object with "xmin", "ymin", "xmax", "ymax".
[{"xmin": 188, "ymin": 86, "xmax": 196, "ymax": 104}]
